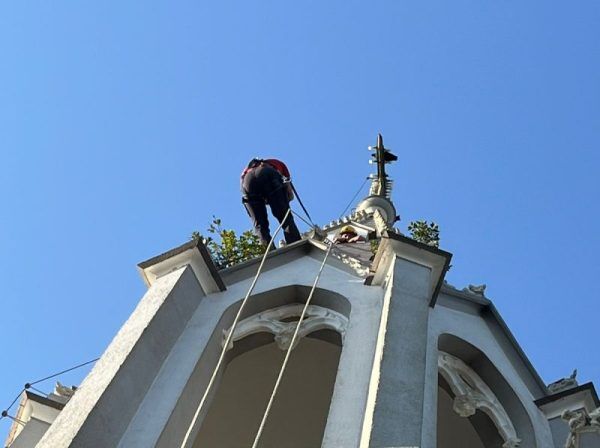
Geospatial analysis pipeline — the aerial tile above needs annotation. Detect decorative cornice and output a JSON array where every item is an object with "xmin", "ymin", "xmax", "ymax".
[
  {"xmin": 321, "ymin": 211, "xmax": 374, "ymax": 233},
  {"xmin": 535, "ymin": 382, "xmax": 600, "ymax": 409},
  {"xmin": 371, "ymin": 232, "xmax": 452, "ymax": 306},
  {"xmin": 547, "ymin": 369, "xmax": 579, "ymax": 395},
  {"xmin": 137, "ymin": 238, "xmax": 225, "ymax": 292}
]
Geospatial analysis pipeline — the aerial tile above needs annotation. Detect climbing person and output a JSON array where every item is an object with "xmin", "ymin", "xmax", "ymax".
[
  {"xmin": 241, "ymin": 158, "xmax": 302, "ymax": 247},
  {"xmin": 333, "ymin": 225, "xmax": 366, "ymax": 244}
]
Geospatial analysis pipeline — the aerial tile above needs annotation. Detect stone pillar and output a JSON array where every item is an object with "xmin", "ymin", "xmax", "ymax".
[
  {"xmin": 36, "ymin": 240, "xmax": 225, "ymax": 448},
  {"xmin": 368, "ymin": 257, "xmax": 432, "ymax": 448},
  {"xmin": 363, "ymin": 233, "xmax": 451, "ymax": 448}
]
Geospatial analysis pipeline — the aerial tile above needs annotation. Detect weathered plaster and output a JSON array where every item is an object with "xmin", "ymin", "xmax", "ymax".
[{"xmin": 367, "ymin": 256, "xmax": 433, "ymax": 448}]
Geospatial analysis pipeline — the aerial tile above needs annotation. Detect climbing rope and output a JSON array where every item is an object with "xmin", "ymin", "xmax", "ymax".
[
  {"xmin": 251, "ymin": 240, "xmax": 334, "ymax": 448},
  {"xmin": 3, "ymin": 176, "xmax": 368, "ymax": 445},
  {"xmin": 28, "ymin": 358, "xmax": 99, "ymax": 387},
  {"xmin": 291, "ymin": 176, "xmax": 369, "ymax": 230},
  {"xmin": 290, "ymin": 209, "xmax": 313, "ymax": 229},
  {"xmin": 338, "ymin": 176, "xmax": 369, "ymax": 218},
  {"xmin": 251, "ymin": 178, "xmax": 373, "ymax": 446},
  {"xmin": 182, "ymin": 176, "xmax": 369, "ymax": 447},
  {"xmin": 289, "ymin": 181, "xmax": 316, "ymax": 228},
  {"xmin": 179, "ymin": 208, "xmax": 292, "ymax": 448},
  {"xmin": 0, "ymin": 392, "xmax": 24, "ymax": 422}
]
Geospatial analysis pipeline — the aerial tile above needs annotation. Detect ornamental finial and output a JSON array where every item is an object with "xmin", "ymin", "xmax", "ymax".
[{"xmin": 368, "ymin": 133, "xmax": 397, "ymax": 199}]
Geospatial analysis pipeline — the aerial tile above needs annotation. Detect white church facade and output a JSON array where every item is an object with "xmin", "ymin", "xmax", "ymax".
[{"xmin": 5, "ymin": 137, "xmax": 599, "ymax": 448}]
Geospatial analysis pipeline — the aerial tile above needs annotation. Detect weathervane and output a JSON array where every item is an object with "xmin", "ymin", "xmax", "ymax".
[{"xmin": 368, "ymin": 133, "xmax": 397, "ymax": 199}]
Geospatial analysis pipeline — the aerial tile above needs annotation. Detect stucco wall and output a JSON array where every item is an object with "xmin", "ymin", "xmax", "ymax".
[
  {"xmin": 424, "ymin": 293, "xmax": 555, "ymax": 448},
  {"xmin": 34, "ymin": 243, "xmax": 573, "ymax": 448},
  {"xmin": 10, "ymin": 418, "xmax": 50, "ymax": 448},
  {"xmin": 37, "ymin": 266, "xmax": 204, "ymax": 448},
  {"xmin": 548, "ymin": 416, "xmax": 600, "ymax": 448},
  {"xmin": 118, "ymin": 255, "xmax": 384, "ymax": 448}
]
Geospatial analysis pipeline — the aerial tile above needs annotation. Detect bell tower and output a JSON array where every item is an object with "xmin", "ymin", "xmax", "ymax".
[{"xmin": 15, "ymin": 135, "xmax": 598, "ymax": 448}]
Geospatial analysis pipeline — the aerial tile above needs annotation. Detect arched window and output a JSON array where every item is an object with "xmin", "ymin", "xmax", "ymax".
[
  {"xmin": 190, "ymin": 289, "xmax": 349, "ymax": 447},
  {"xmin": 437, "ymin": 334, "xmax": 535, "ymax": 448},
  {"xmin": 438, "ymin": 351, "xmax": 520, "ymax": 448}
]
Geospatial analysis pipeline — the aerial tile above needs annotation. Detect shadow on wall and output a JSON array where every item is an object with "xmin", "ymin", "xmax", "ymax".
[
  {"xmin": 156, "ymin": 284, "xmax": 351, "ymax": 448},
  {"xmin": 193, "ymin": 334, "xmax": 342, "ymax": 448},
  {"xmin": 438, "ymin": 334, "xmax": 536, "ymax": 447}
]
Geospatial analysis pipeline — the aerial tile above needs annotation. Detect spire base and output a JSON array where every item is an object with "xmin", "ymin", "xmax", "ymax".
[{"xmin": 356, "ymin": 195, "xmax": 397, "ymax": 225}]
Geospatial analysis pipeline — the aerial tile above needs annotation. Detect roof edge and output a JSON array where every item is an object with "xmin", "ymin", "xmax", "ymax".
[
  {"xmin": 373, "ymin": 231, "xmax": 452, "ymax": 306},
  {"xmin": 534, "ymin": 382, "xmax": 600, "ymax": 408},
  {"xmin": 438, "ymin": 285, "xmax": 549, "ymax": 397},
  {"xmin": 219, "ymin": 239, "xmax": 312, "ymax": 276},
  {"xmin": 24, "ymin": 391, "xmax": 66, "ymax": 411},
  {"xmin": 485, "ymin": 303, "xmax": 549, "ymax": 397},
  {"xmin": 137, "ymin": 238, "xmax": 225, "ymax": 292}
]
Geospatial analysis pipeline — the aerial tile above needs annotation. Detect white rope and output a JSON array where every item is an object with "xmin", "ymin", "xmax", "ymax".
[
  {"xmin": 251, "ymin": 240, "xmax": 334, "ymax": 448},
  {"xmin": 180, "ymin": 208, "xmax": 292, "ymax": 448}
]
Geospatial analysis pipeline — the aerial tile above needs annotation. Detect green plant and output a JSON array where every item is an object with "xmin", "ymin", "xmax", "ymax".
[
  {"xmin": 191, "ymin": 216, "xmax": 266, "ymax": 269},
  {"xmin": 370, "ymin": 239, "xmax": 380, "ymax": 255},
  {"xmin": 408, "ymin": 220, "xmax": 440, "ymax": 248}
]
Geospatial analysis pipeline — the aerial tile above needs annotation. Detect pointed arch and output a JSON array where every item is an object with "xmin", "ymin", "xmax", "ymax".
[
  {"xmin": 156, "ymin": 284, "xmax": 352, "ymax": 448},
  {"xmin": 437, "ymin": 334, "xmax": 536, "ymax": 447},
  {"xmin": 438, "ymin": 351, "xmax": 521, "ymax": 448},
  {"xmin": 223, "ymin": 303, "xmax": 348, "ymax": 351}
]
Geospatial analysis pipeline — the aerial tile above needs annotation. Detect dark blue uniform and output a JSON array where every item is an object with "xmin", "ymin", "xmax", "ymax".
[{"xmin": 241, "ymin": 162, "xmax": 301, "ymax": 246}]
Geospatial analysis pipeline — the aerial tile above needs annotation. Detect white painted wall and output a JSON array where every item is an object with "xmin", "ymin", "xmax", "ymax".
[
  {"xmin": 33, "ymin": 241, "xmax": 563, "ymax": 448},
  {"xmin": 10, "ymin": 418, "xmax": 51, "ymax": 448},
  {"xmin": 119, "ymin": 255, "xmax": 384, "ymax": 448},
  {"xmin": 423, "ymin": 299, "xmax": 555, "ymax": 448}
]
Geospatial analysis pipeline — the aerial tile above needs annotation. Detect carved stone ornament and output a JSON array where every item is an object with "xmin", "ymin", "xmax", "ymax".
[
  {"xmin": 329, "ymin": 245, "xmax": 371, "ymax": 277},
  {"xmin": 438, "ymin": 351, "xmax": 521, "ymax": 448},
  {"xmin": 561, "ymin": 407, "xmax": 600, "ymax": 448},
  {"xmin": 222, "ymin": 304, "xmax": 348, "ymax": 351},
  {"xmin": 54, "ymin": 381, "xmax": 75, "ymax": 398},
  {"xmin": 372, "ymin": 208, "xmax": 393, "ymax": 237},
  {"xmin": 463, "ymin": 284, "xmax": 487, "ymax": 296},
  {"xmin": 548, "ymin": 369, "xmax": 578, "ymax": 394}
]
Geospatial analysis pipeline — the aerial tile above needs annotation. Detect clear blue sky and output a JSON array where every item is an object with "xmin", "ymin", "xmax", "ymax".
[{"xmin": 1, "ymin": 1, "xmax": 599, "ymax": 434}]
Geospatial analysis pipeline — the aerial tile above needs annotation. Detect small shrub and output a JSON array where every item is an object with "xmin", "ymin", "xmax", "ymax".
[
  {"xmin": 408, "ymin": 220, "xmax": 440, "ymax": 248},
  {"xmin": 191, "ymin": 216, "xmax": 266, "ymax": 269}
]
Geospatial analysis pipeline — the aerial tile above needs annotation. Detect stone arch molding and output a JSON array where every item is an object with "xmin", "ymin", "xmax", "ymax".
[
  {"xmin": 222, "ymin": 304, "xmax": 348, "ymax": 351},
  {"xmin": 438, "ymin": 351, "xmax": 521, "ymax": 448}
]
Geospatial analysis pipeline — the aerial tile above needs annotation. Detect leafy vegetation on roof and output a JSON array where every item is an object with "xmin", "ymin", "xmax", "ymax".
[
  {"xmin": 191, "ymin": 217, "xmax": 266, "ymax": 269},
  {"xmin": 191, "ymin": 216, "xmax": 441, "ymax": 269},
  {"xmin": 408, "ymin": 220, "xmax": 440, "ymax": 248}
]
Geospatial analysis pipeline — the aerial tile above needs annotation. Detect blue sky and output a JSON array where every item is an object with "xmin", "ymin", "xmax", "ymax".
[{"xmin": 1, "ymin": 1, "xmax": 599, "ymax": 434}]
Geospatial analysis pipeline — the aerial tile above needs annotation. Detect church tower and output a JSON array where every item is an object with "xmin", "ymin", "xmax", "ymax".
[{"xmin": 6, "ymin": 136, "xmax": 599, "ymax": 448}]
